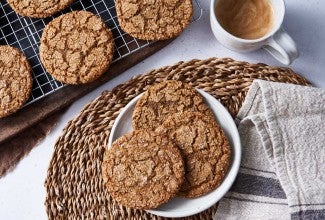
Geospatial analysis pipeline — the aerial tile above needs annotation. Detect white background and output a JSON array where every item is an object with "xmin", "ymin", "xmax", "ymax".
[{"xmin": 0, "ymin": 0, "xmax": 324, "ymax": 219}]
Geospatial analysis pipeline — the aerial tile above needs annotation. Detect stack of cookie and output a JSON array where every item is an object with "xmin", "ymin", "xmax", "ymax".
[{"xmin": 102, "ymin": 80, "xmax": 231, "ymax": 209}]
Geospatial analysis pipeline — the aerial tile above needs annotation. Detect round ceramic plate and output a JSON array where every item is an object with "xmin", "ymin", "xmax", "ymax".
[{"xmin": 108, "ymin": 89, "xmax": 241, "ymax": 218}]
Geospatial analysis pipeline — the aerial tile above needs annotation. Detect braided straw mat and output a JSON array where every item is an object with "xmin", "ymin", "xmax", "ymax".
[{"xmin": 45, "ymin": 58, "xmax": 310, "ymax": 219}]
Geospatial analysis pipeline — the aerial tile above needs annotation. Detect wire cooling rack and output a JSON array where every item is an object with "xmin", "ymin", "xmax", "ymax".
[{"xmin": 0, "ymin": 0, "xmax": 202, "ymax": 106}]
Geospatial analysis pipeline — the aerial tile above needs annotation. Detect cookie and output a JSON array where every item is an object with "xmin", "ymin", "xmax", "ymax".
[
  {"xmin": 102, "ymin": 129, "xmax": 184, "ymax": 209},
  {"xmin": 0, "ymin": 45, "xmax": 32, "ymax": 118},
  {"xmin": 115, "ymin": 0, "xmax": 193, "ymax": 40},
  {"xmin": 40, "ymin": 11, "xmax": 115, "ymax": 84},
  {"xmin": 7, "ymin": 0, "xmax": 75, "ymax": 18},
  {"xmin": 132, "ymin": 80, "xmax": 214, "ymax": 130},
  {"xmin": 156, "ymin": 111, "xmax": 231, "ymax": 198}
]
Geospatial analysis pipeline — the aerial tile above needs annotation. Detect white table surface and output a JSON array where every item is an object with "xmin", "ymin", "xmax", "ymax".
[{"xmin": 1, "ymin": 0, "xmax": 324, "ymax": 219}]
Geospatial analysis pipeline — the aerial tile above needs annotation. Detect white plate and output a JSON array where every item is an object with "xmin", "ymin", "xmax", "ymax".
[{"xmin": 108, "ymin": 89, "xmax": 241, "ymax": 218}]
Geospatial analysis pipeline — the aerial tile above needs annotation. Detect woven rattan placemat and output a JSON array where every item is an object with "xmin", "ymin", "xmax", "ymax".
[{"xmin": 45, "ymin": 58, "xmax": 309, "ymax": 219}]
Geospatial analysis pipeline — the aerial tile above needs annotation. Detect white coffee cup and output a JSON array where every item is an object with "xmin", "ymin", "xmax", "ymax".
[{"xmin": 210, "ymin": 0, "xmax": 299, "ymax": 65}]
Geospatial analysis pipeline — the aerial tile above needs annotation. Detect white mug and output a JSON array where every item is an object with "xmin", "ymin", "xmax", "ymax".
[{"xmin": 210, "ymin": 0, "xmax": 299, "ymax": 65}]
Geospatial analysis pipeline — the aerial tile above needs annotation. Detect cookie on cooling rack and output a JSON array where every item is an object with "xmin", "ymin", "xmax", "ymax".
[
  {"xmin": 115, "ymin": 0, "xmax": 193, "ymax": 40},
  {"xmin": 132, "ymin": 80, "xmax": 214, "ymax": 130},
  {"xmin": 102, "ymin": 129, "xmax": 184, "ymax": 209},
  {"xmin": 156, "ymin": 111, "xmax": 231, "ymax": 198},
  {"xmin": 7, "ymin": 0, "xmax": 75, "ymax": 18},
  {"xmin": 0, "ymin": 45, "xmax": 32, "ymax": 118},
  {"xmin": 40, "ymin": 11, "xmax": 115, "ymax": 84}
]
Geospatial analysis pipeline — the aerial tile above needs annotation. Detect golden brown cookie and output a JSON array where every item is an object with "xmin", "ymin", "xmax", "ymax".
[
  {"xmin": 115, "ymin": 0, "xmax": 193, "ymax": 40},
  {"xmin": 0, "ymin": 46, "xmax": 32, "ymax": 118},
  {"xmin": 0, "ymin": 45, "xmax": 32, "ymax": 118},
  {"xmin": 132, "ymin": 80, "xmax": 214, "ymax": 130},
  {"xmin": 40, "ymin": 11, "xmax": 115, "ymax": 84},
  {"xmin": 156, "ymin": 111, "xmax": 231, "ymax": 198},
  {"xmin": 102, "ymin": 129, "xmax": 184, "ymax": 209},
  {"xmin": 7, "ymin": 0, "xmax": 75, "ymax": 18}
]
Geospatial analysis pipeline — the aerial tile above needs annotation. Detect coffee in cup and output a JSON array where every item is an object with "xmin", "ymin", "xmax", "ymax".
[
  {"xmin": 210, "ymin": 0, "xmax": 299, "ymax": 65},
  {"xmin": 215, "ymin": 0, "xmax": 274, "ymax": 40}
]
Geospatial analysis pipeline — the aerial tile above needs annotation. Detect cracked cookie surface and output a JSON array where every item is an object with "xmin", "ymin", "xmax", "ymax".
[
  {"xmin": 7, "ymin": 0, "xmax": 75, "ymax": 18},
  {"xmin": 115, "ymin": 0, "xmax": 193, "ymax": 40},
  {"xmin": 132, "ymin": 80, "xmax": 214, "ymax": 130},
  {"xmin": 40, "ymin": 11, "xmax": 114, "ymax": 84},
  {"xmin": 0, "ymin": 46, "xmax": 32, "ymax": 118},
  {"xmin": 156, "ymin": 111, "xmax": 231, "ymax": 198},
  {"xmin": 102, "ymin": 129, "xmax": 184, "ymax": 209}
]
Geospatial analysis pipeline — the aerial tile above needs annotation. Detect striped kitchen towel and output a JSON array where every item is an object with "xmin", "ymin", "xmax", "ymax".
[{"xmin": 215, "ymin": 80, "xmax": 325, "ymax": 220}]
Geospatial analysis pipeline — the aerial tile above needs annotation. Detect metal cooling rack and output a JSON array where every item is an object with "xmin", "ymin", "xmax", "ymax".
[{"xmin": 0, "ymin": 0, "xmax": 202, "ymax": 106}]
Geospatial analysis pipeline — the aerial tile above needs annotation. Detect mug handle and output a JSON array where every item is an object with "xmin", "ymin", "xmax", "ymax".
[{"xmin": 263, "ymin": 28, "xmax": 299, "ymax": 65}]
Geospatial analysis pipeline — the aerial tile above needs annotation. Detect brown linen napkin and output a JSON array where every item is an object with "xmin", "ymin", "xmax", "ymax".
[
  {"xmin": 0, "ymin": 111, "xmax": 63, "ymax": 177},
  {"xmin": 215, "ymin": 80, "xmax": 325, "ymax": 220}
]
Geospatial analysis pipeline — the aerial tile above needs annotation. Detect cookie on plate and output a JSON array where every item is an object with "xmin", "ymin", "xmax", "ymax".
[
  {"xmin": 132, "ymin": 80, "xmax": 214, "ymax": 130},
  {"xmin": 102, "ymin": 129, "xmax": 184, "ymax": 209},
  {"xmin": 115, "ymin": 0, "xmax": 193, "ymax": 40},
  {"xmin": 156, "ymin": 111, "xmax": 231, "ymax": 198},
  {"xmin": 7, "ymin": 0, "xmax": 75, "ymax": 18},
  {"xmin": 40, "ymin": 11, "xmax": 115, "ymax": 84},
  {"xmin": 0, "ymin": 45, "xmax": 32, "ymax": 118}
]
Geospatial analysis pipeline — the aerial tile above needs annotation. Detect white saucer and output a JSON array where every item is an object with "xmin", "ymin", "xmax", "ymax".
[{"xmin": 108, "ymin": 89, "xmax": 241, "ymax": 218}]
